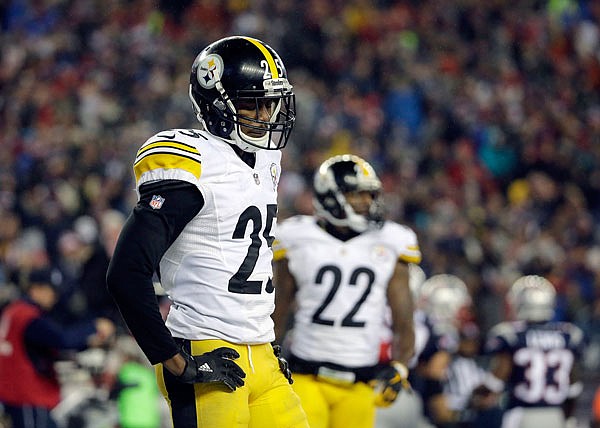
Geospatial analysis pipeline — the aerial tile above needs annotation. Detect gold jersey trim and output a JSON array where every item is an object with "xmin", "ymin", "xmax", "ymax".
[{"xmin": 134, "ymin": 141, "xmax": 202, "ymax": 182}]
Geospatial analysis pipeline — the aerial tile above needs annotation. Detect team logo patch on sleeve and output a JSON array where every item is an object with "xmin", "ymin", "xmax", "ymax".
[{"xmin": 149, "ymin": 195, "xmax": 165, "ymax": 210}]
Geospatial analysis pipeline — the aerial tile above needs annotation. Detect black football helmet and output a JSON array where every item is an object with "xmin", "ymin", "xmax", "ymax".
[
  {"xmin": 313, "ymin": 154, "xmax": 384, "ymax": 233},
  {"xmin": 189, "ymin": 36, "xmax": 296, "ymax": 152}
]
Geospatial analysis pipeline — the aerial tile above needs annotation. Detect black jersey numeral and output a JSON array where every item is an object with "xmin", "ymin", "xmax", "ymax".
[
  {"xmin": 228, "ymin": 204, "xmax": 277, "ymax": 294},
  {"xmin": 312, "ymin": 265, "xmax": 376, "ymax": 327}
]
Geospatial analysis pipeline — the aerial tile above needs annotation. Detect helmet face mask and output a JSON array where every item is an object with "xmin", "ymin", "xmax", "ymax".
[
  {"xmin": 189, "ymin": 36, "xmax": 296, "ymax": 152},
  {"xmin": 313, "ymin": 154, "xmax": 384, "ymax": 233},
  {"xmin": 508, "ymin": 275, "xmax": 556, "ymax": 322}
]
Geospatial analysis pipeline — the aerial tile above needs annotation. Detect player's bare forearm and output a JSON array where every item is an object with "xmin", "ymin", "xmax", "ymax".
[
  {"xmin": 163, "ymin": 352, "xmax": 187, "ymax": 376},
  {"xmin": 393, "ymin": 316, "xmax": 415, "ymax": 365},
  {"xmin": 272, "ymin": 258, "xmax": 297, "ymax": 342},
  {"xmin": 388, "ymin": 261, "xmax": 415, "ymax": 365},
  {"xmin": 490, "ymin": 352, "xmax": 512, "ymax": 382}
]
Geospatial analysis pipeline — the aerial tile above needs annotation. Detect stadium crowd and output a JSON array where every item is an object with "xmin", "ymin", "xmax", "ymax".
[{"xmin": 1, "ymin": 0, "xmax": 600, "ymax": 426}]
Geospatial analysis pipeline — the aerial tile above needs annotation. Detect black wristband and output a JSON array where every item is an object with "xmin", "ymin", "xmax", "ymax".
[{"xmin": 176, "ymin": 351, "xmax": 197, "ymax": 383}]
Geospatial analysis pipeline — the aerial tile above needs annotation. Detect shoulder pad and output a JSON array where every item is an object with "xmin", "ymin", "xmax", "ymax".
[
  {"xmin": 380, "ymin": 222, "xmax": 421, "ymax": 264},
  {"xmin": 272, "ymin": 216, "xmax": 313, "ymax": 261},
  {"xmin": 133, "ymin": 129, "xmax": 204, "ymax": 186},
  {"xmin": 486, "ymin": 321, "xmax": 520, "ymax": 351},
  {"xmin": 563, "ymin": 323, "xmax": 585, "ymax": 348}
]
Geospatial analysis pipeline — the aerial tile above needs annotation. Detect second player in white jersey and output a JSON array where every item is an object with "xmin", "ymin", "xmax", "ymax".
[
  {"xmin": 274, "ymin": 215, "xmax": 419, "ymax": 366},
  {"xmin": 272, "ymin": 154, "xmax": 420, "ymax": 428}
]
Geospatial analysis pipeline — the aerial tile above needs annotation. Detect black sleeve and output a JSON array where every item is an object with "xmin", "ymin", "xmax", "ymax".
[{"xmin": 106, "ymin": 180, "xmax": 204, "ymax": 364}]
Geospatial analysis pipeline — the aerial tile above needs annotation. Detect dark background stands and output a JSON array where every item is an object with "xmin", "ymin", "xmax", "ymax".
[{"xmin": 1, "ymin": 0, "xmax": 599, "ymax": 424}]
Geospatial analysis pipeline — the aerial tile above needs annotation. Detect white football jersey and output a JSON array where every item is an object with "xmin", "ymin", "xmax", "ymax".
[
  {"xmin": 273, "ymin": 215, "xmax": 421, "ymax": 367},
  {"xmin": 134, "ymin": 128, "xmax": 281, "ymax": 344}
]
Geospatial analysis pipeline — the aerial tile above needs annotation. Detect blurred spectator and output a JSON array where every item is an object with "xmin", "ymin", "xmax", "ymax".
[
  {"xmin": 0, "ymin": 268, "xmax": 115, "ymax": 428},
  {"xmin": 50, "ymin": 211, "xmax": 125, "ymax": 328},
  {"xmin": 77, "ymin": 209, "xmax": 126, "ymax": 327},
  {"xmin": 593, "ymin": 384, "xmax": 600, "ymax": 428},
  {"xmin": 110, "ymin": 336, "xmax": 162, "ymax": 428}
]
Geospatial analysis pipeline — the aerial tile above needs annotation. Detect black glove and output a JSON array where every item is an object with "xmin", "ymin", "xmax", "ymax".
[
  {"xmin": 371, "ymin": 361, "xmax": 411, "ymax": 407},
  {"xmin": 272, "ymin": 343, "xmax": 293, "ymax": 384},
  {"xmin": 176, "ymin": 347, "xmax": 246, "ymax": 391}
]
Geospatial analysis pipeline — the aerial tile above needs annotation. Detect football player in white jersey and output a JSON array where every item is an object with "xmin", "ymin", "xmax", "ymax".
[
  {"xmin": 106, "ymin": 36, "xmax": 309, "ymax": 428},
  {"xmin": 271, "ymin": 154, "xmax": 421, "ymax": 428},
  {"xmin": 484, "ymin": 275, "xmax": 586, "ymax": 428}
]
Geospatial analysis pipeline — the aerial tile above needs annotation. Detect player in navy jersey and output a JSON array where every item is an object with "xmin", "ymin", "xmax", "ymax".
[
  {"xmin": 106, "ymin": 36, "xmax": 308, "ymax": 428},
  {"xmin": 484, "ymin": 275, "xmax": 586, "ymax": 428}
]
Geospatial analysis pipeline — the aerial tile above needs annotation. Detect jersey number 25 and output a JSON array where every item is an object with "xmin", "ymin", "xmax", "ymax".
[{"xmin": 228, "ymin": 204, "xmax": 277, "ymax": 295}]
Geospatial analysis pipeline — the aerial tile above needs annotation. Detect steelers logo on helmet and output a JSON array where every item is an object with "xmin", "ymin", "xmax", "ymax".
[{"xmin": 197, "ymin": 54, "xmax": 224, "ymax": 90}]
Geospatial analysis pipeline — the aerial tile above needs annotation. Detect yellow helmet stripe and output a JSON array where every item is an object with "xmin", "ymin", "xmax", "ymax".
[{"xmin": 243, "ymin": 37, "xmax": 279, "ymax": 78}]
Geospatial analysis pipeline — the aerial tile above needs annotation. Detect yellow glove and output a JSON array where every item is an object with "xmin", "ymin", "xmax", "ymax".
[{"xmin": 372, "ymin": 361, "xmax": 411, "ymax": 407}]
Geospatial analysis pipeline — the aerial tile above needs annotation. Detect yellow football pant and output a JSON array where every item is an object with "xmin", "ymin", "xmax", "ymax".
[
  {"xmin": 291, "ymin": 373, "xmax": 377, "ymax": 428},
  {"xmin": 155, "ymin": 339, "xmax": 308, "ymax": 428}
]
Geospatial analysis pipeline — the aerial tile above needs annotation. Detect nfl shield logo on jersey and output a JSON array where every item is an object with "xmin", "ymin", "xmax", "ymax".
[{"xmin": 149, "ymin": 195, "xmax": 165, "ymax": 210}]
